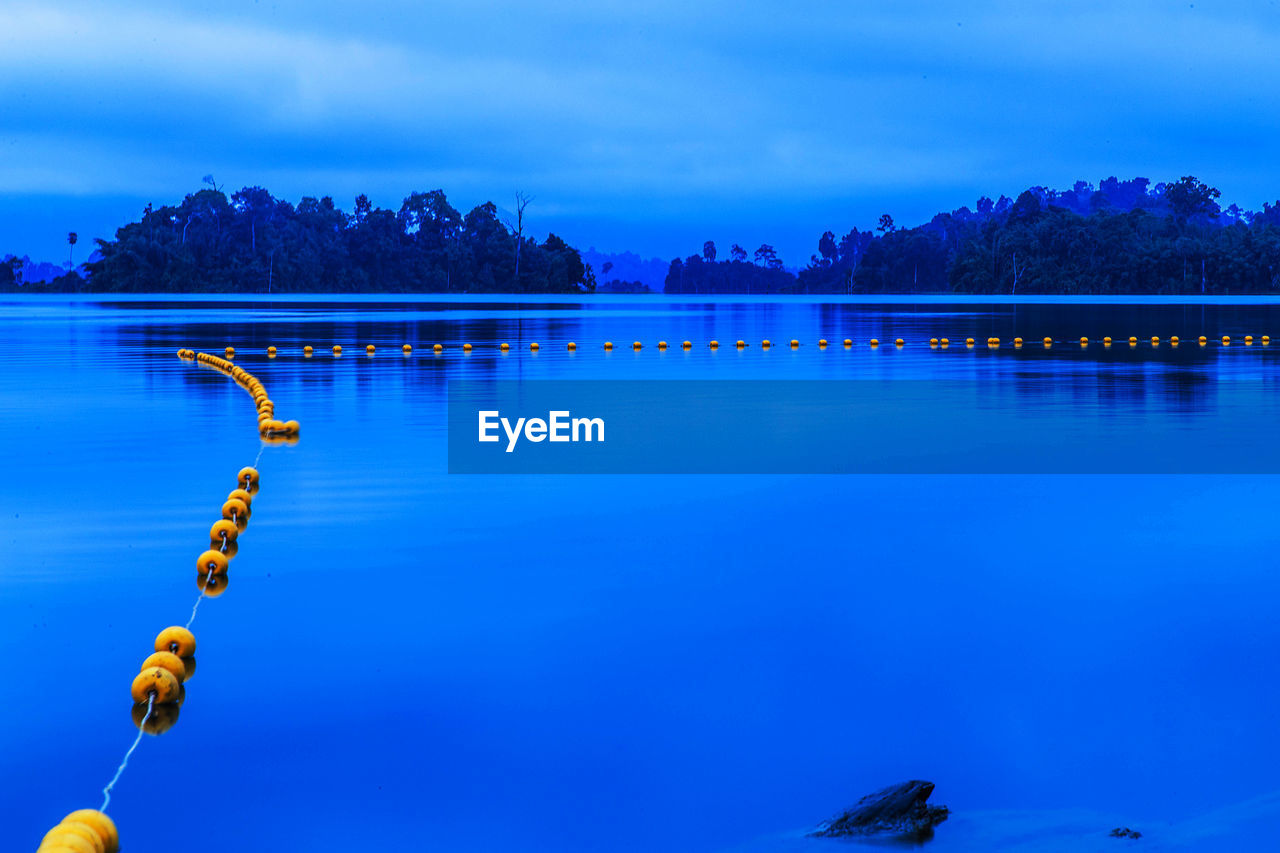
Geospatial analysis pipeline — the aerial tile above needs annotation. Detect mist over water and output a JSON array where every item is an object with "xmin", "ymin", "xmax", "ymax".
[{"xmin": 2, "ymin": 295, "xmax": 1277, "ymax": 852}]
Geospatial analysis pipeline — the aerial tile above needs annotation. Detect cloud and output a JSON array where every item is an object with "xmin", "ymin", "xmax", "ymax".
[{"xmin": 3, "ymin": 0, "xmax": 1280, "ymax": 264}]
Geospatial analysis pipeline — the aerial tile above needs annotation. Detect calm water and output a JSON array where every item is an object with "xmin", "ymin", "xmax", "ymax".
[{"xmin": 2, "ymin": 295, "xmax": 1279, "ymax": 853}]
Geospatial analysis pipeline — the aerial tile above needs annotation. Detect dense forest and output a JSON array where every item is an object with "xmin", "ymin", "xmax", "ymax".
[
  {"xmin": 1, "ymin": 185, "xmax": 593, "ymax": 293},
  {"xmin": 668, "ymin": 176, "xmax": 1280, "ymax": 294},
  {"xmin": 8, "ymin": 175, "xmax": 1280, "ymax": 295}
]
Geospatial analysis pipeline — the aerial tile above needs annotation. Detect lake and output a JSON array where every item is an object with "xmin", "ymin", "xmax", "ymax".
[{"xmin": 2, "ymin": 294, "xmax": 1278, "ymax": 852}]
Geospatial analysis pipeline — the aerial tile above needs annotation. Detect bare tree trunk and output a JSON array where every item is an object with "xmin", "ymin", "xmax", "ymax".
[{"xmin": 509, "ymin": 192, "xmax": 532, "ymax": 286}]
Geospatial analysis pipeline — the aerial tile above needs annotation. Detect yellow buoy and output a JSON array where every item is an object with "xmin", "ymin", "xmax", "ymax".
[
  {"xmin": 1222, "ymin": 335, "xmax": 1231, "ymax": 344},
  {"xmin": 635, "ymin": 341, "xmax": 644, "ymax": 349},
  {"xmin": 228, "ymin": 487, "xmax": 254, "ymax": 508},
  {"xmin": 736, "ymin": 340, "xmax": 745, "ymax": 348},
  {"xmin": 42, "ymin": 824, "xmax": 104, "ymax": 853},
  {"xmin": 762, "ymin": 340, "xmax": 771, "ymax": 348},
  {"xmin": 870, "ymin": 339, "xmax": 879, "ymax": 346},
  {"xmin": 197, "ymin": 549, "xmax": 230, "ymax": 576},
  {"xmin": 709, "ymin": 340, "xmax": 719, "ymax": 348},
  {"xmin": 1043, "ymin": 337, "xmax": 1053, "ymax": 346},
  {"xmin": 1080, "ymin": 337, "xmax": 1089, "ymax": 345},
  {"xmin": 682, "ymin": 341, "xmax": 692, "ymax": 349},
  {"xmin": 658, "ymin": 341, "xmax": 668, "ymax": 349},
  {"xmin": 965, "ymin": 338, "xmax": 975, "ymax": 346},
  {"xmin": 141, "ymin": 651, "xmax": 187, "ymax": 684},
  {"xmin": 266, "ymin": 346, "xmax": 276, "ymax": 356},
  {"xmin": 790, "ymin": 339, "xmax": 799, "ymax": 347},
  {"xmin": 222, "ymin": 499, "xmax": 249, "ymax": 530},
  {"xmin": 929, "ymin": 338, "xmax": 938, "ymax": 346},
  {"xmin": 530, "ymin": 342, "xmax": 540, "ymax": 350},
  {"xmin": 895, "ymin": 338, "xmax": 905, "ymax": 346},
  {"xmin": 1264, "ymin": 336, "xmax": 1271, "ymax": 345},
  {"xmin": 183, "ymin": 657, "xmax": 198, "ymax": 681},
  {"xmin": 132, "ymin": 700, "xmax": 180, "ymax": 735},
  {"xmin": 843, "ymin": 338, "xmax": 853, "ymax": 347},
  {"xmin": 1014, "ymin": 337, "xmax": 1023, "ymax": 346},
  {"xmin": 1171, "ymin": 336, "xmax": 1180, "ymax": 345},
  {"xmin": 1246, "ymin": 335, "xmax": 1254, "ymax": 344},
  {"xmin": 567, "ymin": 342, "xmax": 577, "ymax": 350},
  {"xmin": 818, "ymin": 339, "xmax": 828, "ymax": 347},
  {"xmin": 210, "ymin": 519, "xmax": 238, "ymax": 544},
  {"xmin": 199, "ymin": 572, "xmax": 229, "ymax": 597},
  {"xmin": 433, "ymin": 343, "xmax": 443, "ymax": 352},
  {"xmin": 238, "ymin": 466, "xmax": 259, "ymax": 490},
  {"xmin": 61, "ymin": 811, "xmax": 118, "ymax": 853},
  {"xmin": 41, "ymin": 826, "xmax": 103, "ymax": 853},
  {"xmin": 225, "ymin": 346, "xmax": 235, "ymax": 356},
  {"xmin": 155, "ymin": 626, "xmax": 196, "ymax": 657},
  {"xmin": 366, "ymin": 344, "xmax": 376, "ymax": 354},
  {"xmin": 1199, "ymin": 336, "xmax": 1208, "ymax": 345},
  {"xmin": 500, "ymin": 342, "xmax": 510, "ymax": 351},
  {"xmin": 303, "ymin": 345, "xmax": 313, "ymax": 355},
  {"xmin": 939, "ymin": 338, "xmax": 950, "ymax": 346},
  {"xmin": 1151, "ymin": 336, "xmax": 1160, "ymax": 344},
  {"xmin": 132, "ymin": 666, "xmax": 181, "ymax": 704},
  {"xmin": 602, "ymin": 341, "xmax": 613, "ymax": 350},
  {"xmin": 333, "ymin": 345, "xmax": 342, "ymax": 354},
  {"xmin": 463, "ymin": 343, "xmax": 472, "ymax": 351},
  {"xmin": 403, "ymin": 344, "xmax": 412, "ymax": 353}
]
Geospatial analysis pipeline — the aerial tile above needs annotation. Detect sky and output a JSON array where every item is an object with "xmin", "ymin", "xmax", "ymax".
[{"xmin": 3, "ymin": 0, "xmax": 1280, "ymax": 268}]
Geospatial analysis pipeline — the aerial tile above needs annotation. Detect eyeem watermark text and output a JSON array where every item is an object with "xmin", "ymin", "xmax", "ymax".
[{"xmin": 478, "ymin": 410, "xmax": 605, "ymax": 452}]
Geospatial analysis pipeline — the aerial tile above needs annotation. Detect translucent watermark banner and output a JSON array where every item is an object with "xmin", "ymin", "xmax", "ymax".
[{"xmin": 447, "ymin": 380, "xmax": 1280, "ymax": 474}]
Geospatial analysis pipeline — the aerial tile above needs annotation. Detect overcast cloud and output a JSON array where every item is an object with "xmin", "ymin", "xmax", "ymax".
[{"xmin": 3, "ymin": 0, "xmax": 1279, "ymax": 266}]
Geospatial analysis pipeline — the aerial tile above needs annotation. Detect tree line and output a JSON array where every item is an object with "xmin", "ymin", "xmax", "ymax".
[
  {"xmin": 668, "ymin": 177, "xmax": 1280, "ymax": 294},
  {"xmin": 2, "ymin": 183, "xmax": 594, "ymax": 293}
]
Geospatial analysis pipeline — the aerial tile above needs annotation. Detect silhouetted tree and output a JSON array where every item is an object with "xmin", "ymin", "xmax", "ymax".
[
  {"xmin": 1165, "ymin": 175, "xmax": 1222, "ymax": 221},
  {"xmin": 66, "ymin": 184, "xmax": 591, "ymax": 293}
]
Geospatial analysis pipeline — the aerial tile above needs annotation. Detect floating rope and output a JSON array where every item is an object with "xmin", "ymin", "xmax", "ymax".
[{"xmin": 100, "ymin": 694, "xmax": 152, "ymax": 813}]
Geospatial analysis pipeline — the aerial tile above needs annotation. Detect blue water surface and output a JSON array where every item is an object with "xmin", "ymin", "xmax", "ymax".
[{"xmin": 1, "ymin": 295, "xmax": 1278, "ymax": 852}]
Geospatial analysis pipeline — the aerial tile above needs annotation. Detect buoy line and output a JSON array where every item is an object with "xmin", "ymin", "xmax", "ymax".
[
  {"xmin": 28, "ymin": 352, "xmax": 297, "ymax": 852},
  {"xmin": 216, "ymin": 336, "xmax": 1272, "ymax": 358}
]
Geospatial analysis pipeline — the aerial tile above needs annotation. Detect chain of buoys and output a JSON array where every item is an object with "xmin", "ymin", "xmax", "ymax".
[
  {"xmin": 180, "ymin": 349, "xmax": 299, "ymax": 440},
  {"xmin": 194, "ymin": 337, "xmax": 1278, "ymax": 367},
  {"xmin": 31, "ymin": 809, "xmax": 119, "ymax": 853},
  {"xmin": 38, "ymin": 352, "xmax": 285, "ymax": 850}
]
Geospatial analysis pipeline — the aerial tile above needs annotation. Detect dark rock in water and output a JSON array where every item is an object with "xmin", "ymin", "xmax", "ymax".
[
  {"xmin": 1109, "ymin": 827, "xmax": 1143, "ymax": 839},
  {"xmin": 809, "ymin": 780, "xmax": 949, "ymax": 840}
]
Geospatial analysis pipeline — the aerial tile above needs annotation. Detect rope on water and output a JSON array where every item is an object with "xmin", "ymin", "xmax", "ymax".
[
  {"xmin": 185, "ymin": 571, "xmax": 215, "ymax": 630},
  {"xmin": 100, "ymin": 694, "xmax": 153, "ymax": 813}
]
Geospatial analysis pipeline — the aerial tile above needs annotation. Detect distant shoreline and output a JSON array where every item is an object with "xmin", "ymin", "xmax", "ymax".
[{"xmin": 9, "ymin": 292, "xmax": 1280, "ymax": 305}]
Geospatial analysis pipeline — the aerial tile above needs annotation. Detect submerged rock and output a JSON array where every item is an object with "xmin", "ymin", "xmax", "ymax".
[{"xmin": 809, "ymin": 780, "xmax": 949, "ymax": 840}]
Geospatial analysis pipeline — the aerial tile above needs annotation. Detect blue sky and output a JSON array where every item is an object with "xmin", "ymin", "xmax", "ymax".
[{"xmin": 3, "ymin": 0, "xmax": 1280, "ymax": 268}]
